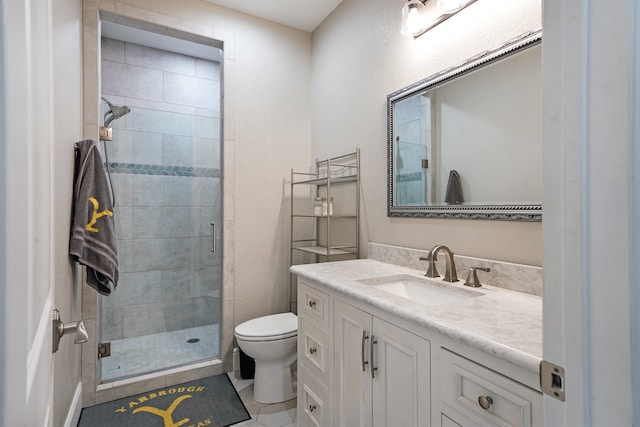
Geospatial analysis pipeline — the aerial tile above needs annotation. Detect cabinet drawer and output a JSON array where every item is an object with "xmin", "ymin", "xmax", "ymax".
[
  {"xmin": 442, "ymin": 413, "xmax": 463, "ymax": 427},
  {"xmin": 299, "ymin": 318, "xmax": 332, "ymax": 388},
  {"xmin": 298, "ymin": 366, "xmax": 332, "ymax": 427},
  {"xmin": 440, "ymin": 349, "xmax": 542, "ymax": 427},
  {"xmin": 298, "ymin": 281, "xmax": 331, "ymax": 329}
]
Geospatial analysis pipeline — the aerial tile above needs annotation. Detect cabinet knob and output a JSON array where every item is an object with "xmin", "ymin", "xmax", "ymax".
[
  {"xmin": 308, "ymin": 300, "xmax": 317, "ymax": 308},
  {"xmin": 309, "ymin": 347, "xmax": 317, "ymax": 354},
  {"xmin": 478, "ymin": 395, "xmax": 493, "ymax": 410},
  {"xmin": 309, "ymin": 404, "xmax": 316, "ymax": 412}
]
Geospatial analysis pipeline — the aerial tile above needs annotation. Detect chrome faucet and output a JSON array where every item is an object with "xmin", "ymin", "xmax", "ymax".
[{"xmin": 419, "ymin": 245, "xmax": 459, "ymax": 282}]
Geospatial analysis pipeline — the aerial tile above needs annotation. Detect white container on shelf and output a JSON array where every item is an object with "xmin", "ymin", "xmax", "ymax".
[{"xmin": 313, "ymin": 197, "xmax": 323, "ymax": 216}]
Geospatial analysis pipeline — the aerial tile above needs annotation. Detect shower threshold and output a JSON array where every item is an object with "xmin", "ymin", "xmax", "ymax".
[{"xmin": 100, "ymin": 324, "xmax": 220, "ymax": 382}]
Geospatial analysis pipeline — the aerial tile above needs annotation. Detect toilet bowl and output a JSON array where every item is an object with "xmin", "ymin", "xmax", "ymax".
[{"xmin": 234, "ymin": 312, "xmax": 298, "ymax": 404}]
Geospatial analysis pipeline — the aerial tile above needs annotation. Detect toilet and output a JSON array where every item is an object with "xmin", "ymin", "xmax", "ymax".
[{"xmin": 234, "ymin": 312, "xmax": 298, "ymax": 404}]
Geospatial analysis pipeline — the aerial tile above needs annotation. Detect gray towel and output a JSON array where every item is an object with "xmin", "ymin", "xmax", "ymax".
[
  {"xmin": 444, "ymin": 169, "xmax": 464, "ymax": 204},
  {"xmin": 69, "ymin": 139, "xmax": 118, "ymax": 295}
]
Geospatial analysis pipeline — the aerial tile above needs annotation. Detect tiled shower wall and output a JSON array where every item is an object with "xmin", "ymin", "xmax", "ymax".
[{"xmin": 100, "ymin": 37, "xmax": 222, "ymax": 341}]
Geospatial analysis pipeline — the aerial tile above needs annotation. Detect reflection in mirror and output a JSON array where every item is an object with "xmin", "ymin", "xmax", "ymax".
[{"xmin": 388, "ymin": 30, "xmax": 542, "ymax": 221}]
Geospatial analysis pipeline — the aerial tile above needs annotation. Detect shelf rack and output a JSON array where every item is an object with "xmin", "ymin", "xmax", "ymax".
[{"xmin": 289, "ymin": 149, "xmax": 360, "ymax": 311}]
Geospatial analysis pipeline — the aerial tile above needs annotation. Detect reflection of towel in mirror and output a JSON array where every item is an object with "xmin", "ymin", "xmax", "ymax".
[
  {"xmin": 444, "ymin": 170, "xmax": 464, "ymax": 204},
  {"xmin": 69, "ymin": 139, "xmax": 118, "ymax": 296}
]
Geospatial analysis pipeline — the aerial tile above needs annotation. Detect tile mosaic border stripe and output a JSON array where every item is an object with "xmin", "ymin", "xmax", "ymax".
[
  {"xmin": 397, "ymin": 172, "xmax": 423, "ymax": 183},
  {"xmin": 107, "ymin": 162, "xmax": 220, "ymax": 178}
]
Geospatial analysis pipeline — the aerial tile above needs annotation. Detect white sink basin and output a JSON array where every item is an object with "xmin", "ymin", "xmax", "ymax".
[{"xmin": 358, "ymin": 274, "xmax": 483, "ymax": 306}]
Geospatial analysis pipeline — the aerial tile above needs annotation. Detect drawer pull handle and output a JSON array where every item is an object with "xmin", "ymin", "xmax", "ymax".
[
  {"xmin": 478, "ymin": 395, "xmax": 493, "ymax": 410},
  {"xmin": 309, "ymin": 404, "xmax": 316, "ymax": 412},
  {"xmin": 309, "ymin": 347, "xmax": 317, "ymax": 354},
  {"xmin": 308, "ymin": 300, "xmax": 317, "ymax": 308}
]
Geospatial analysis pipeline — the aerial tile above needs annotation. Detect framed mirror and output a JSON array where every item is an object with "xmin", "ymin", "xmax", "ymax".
[{"xmin": 387, "ymin": 30, "xmax": 542, "ymax": 221}]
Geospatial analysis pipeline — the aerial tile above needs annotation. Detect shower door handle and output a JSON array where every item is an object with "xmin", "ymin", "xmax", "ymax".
[{"xmin": 210, "ymin": 222, "xmax": 216, "ymax": 253}]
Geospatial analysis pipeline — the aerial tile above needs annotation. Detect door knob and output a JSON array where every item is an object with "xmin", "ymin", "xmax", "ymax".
[{"xmin": 52, "ymin": 309, "xmax": 89, "ymax": 353}]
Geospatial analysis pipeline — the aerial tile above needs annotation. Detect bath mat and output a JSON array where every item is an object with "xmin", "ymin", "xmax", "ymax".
[{"xmin": 77, "ymin": 374, "xmax": 251, "ymax": 427}]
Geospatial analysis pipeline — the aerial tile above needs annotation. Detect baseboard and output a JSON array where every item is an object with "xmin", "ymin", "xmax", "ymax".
[{"xmin": 63, "ymin": 382, "xmax": 83, "ymax": 427}]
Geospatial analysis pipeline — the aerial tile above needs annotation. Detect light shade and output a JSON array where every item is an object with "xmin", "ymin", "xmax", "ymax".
[
  {"xmin": 401, "ymin": 0, "xmax": 429, "ymax": 37},
  {"xmin": 437, "ymin": 0, "xmax": 472, "ymax": 14}
]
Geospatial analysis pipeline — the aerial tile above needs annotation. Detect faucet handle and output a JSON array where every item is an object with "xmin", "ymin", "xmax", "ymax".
[
  {"xmin": 419, "ymin": 254, "xmax": 439, "ymax": 278},
  {"xmin": 464, "ymin": 267, "xmax": 490, "ymax": 287}
]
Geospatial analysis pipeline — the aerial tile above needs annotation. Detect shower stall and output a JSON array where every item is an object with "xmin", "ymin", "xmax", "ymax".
[{"xmin": 98, "ymin": 30, "xmax": 223, "ymax": 382}]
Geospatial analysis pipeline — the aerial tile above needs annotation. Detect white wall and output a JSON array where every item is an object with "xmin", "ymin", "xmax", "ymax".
[
  {"xmin": 312, "ymin": 0, "xmax": 543, "ymax": 266},
  {"xmin": 227, "ymin": 11, "xmax": 312, "ymax": 324},
  {"xmin": 52, "ymin": 1, "xmax": 85, "ymax": 425}
]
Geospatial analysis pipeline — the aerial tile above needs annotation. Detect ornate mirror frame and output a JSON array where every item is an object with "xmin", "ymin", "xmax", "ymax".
[{"xmin": 387, "ymin": 30, "xmax": 542, "ymax": 221}]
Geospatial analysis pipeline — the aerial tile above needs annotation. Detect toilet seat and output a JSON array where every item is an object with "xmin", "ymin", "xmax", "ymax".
[{"xmin": 235, "ymin": 312, "xmax": 298, "ymax": 342}]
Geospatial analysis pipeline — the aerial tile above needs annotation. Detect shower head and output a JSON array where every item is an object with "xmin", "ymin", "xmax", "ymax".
[{"xmin": 101, "ymin": 96, "xmax": 131, "ymax": 127}]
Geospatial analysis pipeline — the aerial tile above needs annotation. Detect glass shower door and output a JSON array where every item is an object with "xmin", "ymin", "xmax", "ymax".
[
  {"xmin": 393, "ymin": 93, "xmax": 432, "ymax": 206},
  {"xmin": 98, "ymin": 34, "xmax": 222, "ymax": 382}
]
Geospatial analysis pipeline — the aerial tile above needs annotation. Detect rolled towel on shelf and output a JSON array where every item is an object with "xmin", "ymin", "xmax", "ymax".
[
  {"xmin": 69, "ymin": 139, "xmax": 119, "ymax": 296},
  {"xmin": 444, "ymin": 169, "xmax": 464, "ymax": 204}
]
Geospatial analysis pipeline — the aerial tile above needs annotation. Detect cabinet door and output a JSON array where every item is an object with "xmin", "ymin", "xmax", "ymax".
[
  {"xmin": 334, "ymin": 299, "xmax": 373, "ymax": 427},
  {"xmin": 372, "ymin": 317, "xmax": 431, "ymax": 427}
]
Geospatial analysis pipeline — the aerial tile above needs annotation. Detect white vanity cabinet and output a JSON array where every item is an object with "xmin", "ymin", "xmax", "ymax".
[
  {"xmin": 294, "ymin": 265, "xmax": 543, "ymax": 427},
  {"xmin": 297, "ymin": 279, "xmax": 430, "ymax": 427}
]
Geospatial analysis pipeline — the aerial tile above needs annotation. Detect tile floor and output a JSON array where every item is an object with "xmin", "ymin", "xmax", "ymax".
[
  {"xmin": 99, "ymin": 324, "xmax": 297, "ymax": 426},
  {"xmin": 228, "ymin": 371, "xmax": 297, "ymax": 427},
  {"xmin": 101, "ymin": 324, "xmax": 219, "ymax": 381}
]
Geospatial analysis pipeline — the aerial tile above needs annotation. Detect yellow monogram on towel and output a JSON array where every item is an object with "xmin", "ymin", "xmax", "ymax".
[{"xmin": 86, "ymin": 196, "xmax": 113, "ymax": 232}]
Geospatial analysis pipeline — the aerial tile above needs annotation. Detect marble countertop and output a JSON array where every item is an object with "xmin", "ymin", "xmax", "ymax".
[{"xmin": 290, "ymin": 259, "xmax": 542, "ymax": 374}]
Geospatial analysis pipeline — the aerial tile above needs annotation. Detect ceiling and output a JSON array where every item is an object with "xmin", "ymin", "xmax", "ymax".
[
  {"xmin": 101, "ymin": 1, "xmax": 345, "ymax": 62},
  {"xmin": 203, "ymin": 0, "xmax": 344, "ymax": 32},
  {"xmin": 102, "ymin": 19, "xmax": 222, "ymax": 61}
]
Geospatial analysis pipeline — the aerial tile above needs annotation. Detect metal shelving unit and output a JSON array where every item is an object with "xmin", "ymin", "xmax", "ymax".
[{"xmin": 289, "ymin": 149, "xmax": 360, "ymax": 311}]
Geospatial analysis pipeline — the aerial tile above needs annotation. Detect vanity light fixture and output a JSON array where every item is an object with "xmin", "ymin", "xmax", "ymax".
[
  {"xmin": 400, "ymin": 0, "xmax": 430, "ymax": 37},
  {"xmin": 401, "ymin": 0, "xmax": 477, "ymax": 38}
]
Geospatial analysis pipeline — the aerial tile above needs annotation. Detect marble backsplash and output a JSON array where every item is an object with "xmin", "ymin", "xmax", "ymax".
[{"xmin": 367, "ymin": 242, "xmax": 542, "ymax": 297}]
